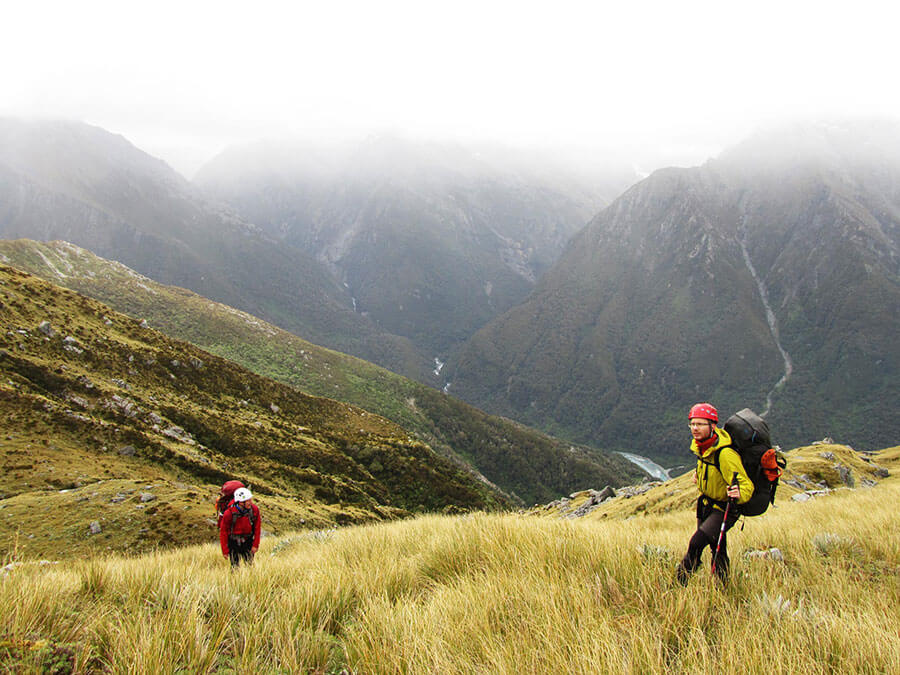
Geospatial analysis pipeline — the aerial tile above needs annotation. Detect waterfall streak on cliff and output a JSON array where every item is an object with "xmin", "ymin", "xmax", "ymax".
[{"xmin": 739, "ymin": 239, "xmax": 793, "ymax": 416}]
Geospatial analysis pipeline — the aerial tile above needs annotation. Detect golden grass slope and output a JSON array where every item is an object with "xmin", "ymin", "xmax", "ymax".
[
  {"xmin": 1, "ymin": 449, "xmax": 898, "ymax": 673},
  {"xmin": 0, "ymin": 263, "xmax": 506, "ymax": 561},
  {"xmin": 538, "ymin": 442, "xmax": 896, "ymax": 521},
  {"xmin": 0, "ymin": 238, "xmax": 646, "ymax": 506}
]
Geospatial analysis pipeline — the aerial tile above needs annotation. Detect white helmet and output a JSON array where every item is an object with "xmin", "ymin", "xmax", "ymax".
[{"xmin": 233, "ymin": 487, "xmax": 253, "ymax": 502}]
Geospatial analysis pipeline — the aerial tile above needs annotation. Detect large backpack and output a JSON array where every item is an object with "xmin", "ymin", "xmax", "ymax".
[
  {"xmin": 721, "ymin": 408, "xmax": 787, "ymax": 516},
  {"xmin": 216, "ymin": 480, "xmax": 245, "ymax": 525}
]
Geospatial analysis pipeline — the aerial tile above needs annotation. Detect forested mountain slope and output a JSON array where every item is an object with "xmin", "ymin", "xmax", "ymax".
[{"xmin": 449, "ymin": 121, "xmax": 900, "ymax": 464}]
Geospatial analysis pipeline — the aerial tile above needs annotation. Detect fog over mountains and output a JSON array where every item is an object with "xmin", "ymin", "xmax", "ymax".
[
  {"xmin": 448, "ymin": 121, "xmax": 900, "ymax": 463},
  {"xmin": 0, "ymin": 119, "xmax": 635, "ymax": 383},
  {"xmin": 195, "ymin": 136, "xmax": 636, "ymax": 362},
  {"xmin": 1, "ymin": 116, "xmax": 897, "ymax": 472},
  {"xmin": 0, "ymin": 119, "xmax": 424, "ymax": 377}
]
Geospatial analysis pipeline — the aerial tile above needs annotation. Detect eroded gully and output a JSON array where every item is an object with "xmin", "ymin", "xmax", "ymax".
[{"xmin": 738, "ymin": 236, "xmax": 793, "ymax": 417}]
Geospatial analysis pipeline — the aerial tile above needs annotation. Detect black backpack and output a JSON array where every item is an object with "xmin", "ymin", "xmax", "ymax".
[{"xmin": 720, "ymin": 408, "xmax": 787, "ymax": 516}]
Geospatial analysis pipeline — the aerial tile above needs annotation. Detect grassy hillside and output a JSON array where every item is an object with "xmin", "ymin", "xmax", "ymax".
[
  {"xmin": 0, "ymin": 239, "xmax": 645, "ymax": 505},
  {"xmin": 535, "ymin": 442, "xmax": 897, "ymax": 520},
  {"xmin": 0, "ymin": 263, "xmax": 509, "ymax": 560},
  {"xmin": 1, "ymin": 447, "xmax": 897, "ymax": 673}
]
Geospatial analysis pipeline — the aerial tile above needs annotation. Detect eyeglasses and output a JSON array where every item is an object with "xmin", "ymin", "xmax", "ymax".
[{"xmin": 688, "ymin": 422, "xmax": 712, "ymax": 428}]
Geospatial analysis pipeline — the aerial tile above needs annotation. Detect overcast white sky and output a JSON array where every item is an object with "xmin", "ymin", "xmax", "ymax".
[{"xmin": 3, "ymin": 0, "xmax": 899, "ymax": 177}]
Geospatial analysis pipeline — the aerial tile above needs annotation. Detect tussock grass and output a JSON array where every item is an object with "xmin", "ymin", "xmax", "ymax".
[{"xmin": 2, "ymin": 478, "xmax": 899, "ymax": 673}]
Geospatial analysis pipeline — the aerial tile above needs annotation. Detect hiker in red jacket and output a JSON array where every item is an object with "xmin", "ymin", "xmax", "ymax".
[{"xmin": 219, "ymin": 487, "xmax": 261, "ymax": 567}]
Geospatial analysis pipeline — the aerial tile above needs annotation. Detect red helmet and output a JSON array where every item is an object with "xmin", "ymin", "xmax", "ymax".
[{"xmin": 689, "ymin": 403, "xmax": 718, "ymax": 423}]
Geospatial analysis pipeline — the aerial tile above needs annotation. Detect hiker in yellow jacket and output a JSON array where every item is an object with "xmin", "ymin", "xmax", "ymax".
[{"xmin": 676, "ymin": 403, "xmax": 754, "ymax": 584}]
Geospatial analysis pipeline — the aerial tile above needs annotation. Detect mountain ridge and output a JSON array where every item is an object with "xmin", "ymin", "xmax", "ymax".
[
  {"xmin": 195, "ymin": 134, "xmax": 637, "ymax": 361},
  {"xmin": 0, "ymin": 117, "xmax": 433, "ymax": 379},
  {"xmin": 448, "ymin": 121, "xmax": 900, "ymax": 464},
  {"xmin": 0, "ymin": 239, "xmax": 646, "ymax": 505}
]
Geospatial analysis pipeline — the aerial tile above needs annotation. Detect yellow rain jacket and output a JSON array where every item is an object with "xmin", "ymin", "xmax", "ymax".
[{"xmin": 692, "ymin": 426, "xmax": 754, "ymax": 509}]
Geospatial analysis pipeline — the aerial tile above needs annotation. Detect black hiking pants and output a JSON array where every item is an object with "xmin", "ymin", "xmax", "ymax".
[
  {"xmin": 228, "ymin": 535, "xmax": 254, "ymax": 568},
  {"xmin": 676, "ymin": 497, "xmax": 738, "ymax": 584}
]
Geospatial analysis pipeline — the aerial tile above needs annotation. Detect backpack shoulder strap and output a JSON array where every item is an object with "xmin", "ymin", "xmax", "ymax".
[
  {"xmin": 699, "ymin": 447, "xmax": 722, "ymax": 469},
  {"xmin": 229, "ymin": 504, "xmax": 245, "ymax": 537}
]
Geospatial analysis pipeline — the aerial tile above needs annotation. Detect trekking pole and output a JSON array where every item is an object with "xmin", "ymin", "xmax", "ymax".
[{"xmin": 711, "ymin": 472, "xmax": 739, "ymax": 577}]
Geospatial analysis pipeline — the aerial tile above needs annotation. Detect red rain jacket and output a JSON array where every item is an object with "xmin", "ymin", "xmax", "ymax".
[{"xmin": 219, "ymin": 501, "xmax": 261, "ymax": 555}]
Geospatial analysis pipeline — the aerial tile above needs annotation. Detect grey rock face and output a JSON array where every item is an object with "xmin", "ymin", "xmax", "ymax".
[{"xmin": 835, "ymin": 464, "xmax": 855, "ymax": 487}]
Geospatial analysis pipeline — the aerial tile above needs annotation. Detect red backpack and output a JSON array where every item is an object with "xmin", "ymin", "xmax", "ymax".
[{"xmin": 215, "ymin": 480, "xmax": 245, "ymax": 525}]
